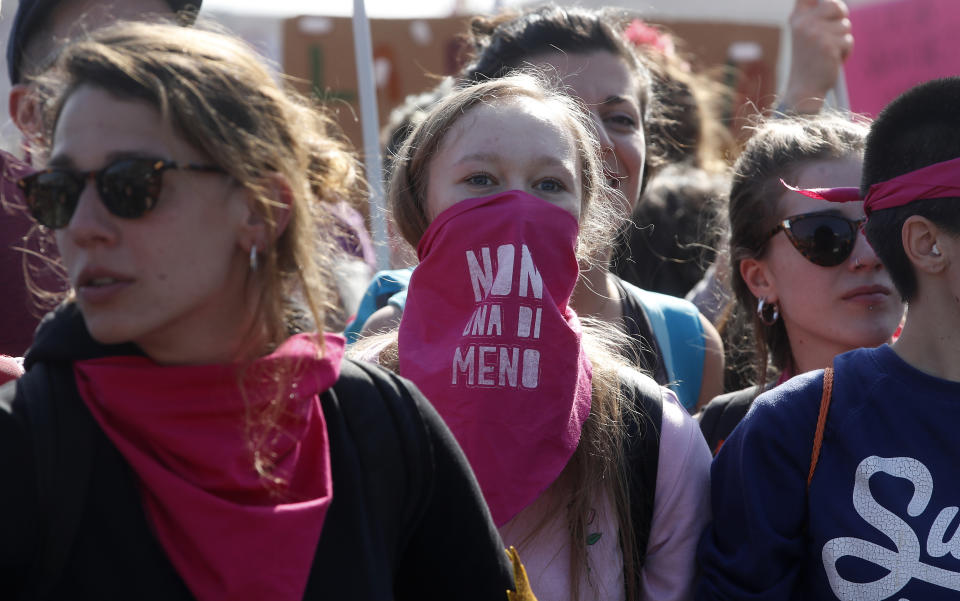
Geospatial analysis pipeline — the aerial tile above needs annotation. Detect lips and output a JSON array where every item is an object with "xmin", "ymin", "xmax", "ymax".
[
  {"xmin": 75, "ymin": 267, "xmax": 134, "ymax": 304},
  {"xmin": 77, "ymin": 268, "xmax": 133, "ymax": 288},
  {"xmin": 842, "ymin": 284, "xmax": 892, "ymax": 303},
  {"xmin": 87, "ymin": 276, "xmax": 122, "ymax": 287}
]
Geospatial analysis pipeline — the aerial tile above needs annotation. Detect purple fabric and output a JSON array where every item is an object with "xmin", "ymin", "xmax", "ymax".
[
  {"xmin": 325, "ymin": 201, "xmax": 376, "ymax": 271},
  {"xmin": 0, "ymin": 150, "xmax": 41, "ymax": 355}
]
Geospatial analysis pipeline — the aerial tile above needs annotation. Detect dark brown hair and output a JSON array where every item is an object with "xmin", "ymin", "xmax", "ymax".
[
  {"xmin": 460, "ymin": 5, "xmax": 663, "ymax": 199},
  {"xmin": 862, "ymin": 77, "xmax": 960, "ymax": 302}
]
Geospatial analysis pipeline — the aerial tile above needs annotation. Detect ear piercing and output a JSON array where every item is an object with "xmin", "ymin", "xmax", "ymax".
[{"xmin": 757, "ymin": 297, "xmax": 779, "ymax": 326}]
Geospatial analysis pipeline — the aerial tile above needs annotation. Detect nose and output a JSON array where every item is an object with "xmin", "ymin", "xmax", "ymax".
[
  {"xmin": 589, "ymin": 111, "xmax": 615, "ymax": 152},
  {"xmin": 60, "ymin": 177, "xmax": 119, "ymax": 248},
  {"xmin": 588, "ymin": 111, "xmax": 620, "ymax": 181},
  {"xmin": 849, "ymin": 228, "xmax": 882, "ymax": 270}
]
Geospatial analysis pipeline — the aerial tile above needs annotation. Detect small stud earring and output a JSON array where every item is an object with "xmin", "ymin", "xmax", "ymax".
[{"xmin": 249, "ymin": 244, "xmax": 258, "ymax": 272}]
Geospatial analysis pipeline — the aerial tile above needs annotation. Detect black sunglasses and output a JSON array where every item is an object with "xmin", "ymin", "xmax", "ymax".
[
  {"xmin": 765, "ymin": 212, "xmax": 867, "ymax": 267},
  {"xmin": 17, "ymin": 158, "xmax": 226, "ymax": 229}
]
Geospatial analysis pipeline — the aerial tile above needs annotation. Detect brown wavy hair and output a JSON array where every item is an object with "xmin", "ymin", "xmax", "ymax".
[
  {"xmin": 32, "ymin": 21, "xmax": 362, "ymax": 485},
  {"xmin": 728, "ymin": 113, "xmax": 868, "ymax": 389},
  {"xmin": 460, "ymin": 5, "xmax": 665, "ymax": 199}
]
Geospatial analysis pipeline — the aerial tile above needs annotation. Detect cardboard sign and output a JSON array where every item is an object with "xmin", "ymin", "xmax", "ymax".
[
  {"xmin": 282, "ymin": 16, "xmax": 781, "ymax": 155},
  {"xmin": 666, "ymin": 21, "xmax": 781, "ymax": 134},
  {"xmin": 846, "ymin": 0, "xmax": 960, "ymax": 117},
  {"xmin": 283, "ymin": 16, "xmax": 470, "ymax": 155}
]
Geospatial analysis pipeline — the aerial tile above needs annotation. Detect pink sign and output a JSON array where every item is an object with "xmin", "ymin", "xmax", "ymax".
[{"xmin": 846, "ymin": 0, "xmax": 960, "ymax": 117}]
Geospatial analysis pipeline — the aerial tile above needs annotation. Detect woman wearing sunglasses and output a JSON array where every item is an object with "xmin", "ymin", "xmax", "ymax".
[
  {"xmin": 0, "ymin": 22, "xmax": 519, "ymax": 600},
  {"xmin": 698, "ymin": 114, "xmax": 904, "ymax": 454}
]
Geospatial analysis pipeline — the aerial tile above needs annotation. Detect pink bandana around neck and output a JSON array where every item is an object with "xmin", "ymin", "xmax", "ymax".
[
  {"xmin": 782, "ymin": 155, "xmax": 960, "ymax": 217},
  {"xmin": 75, "ymin": 333, "xmax": 345, "ymax": 601},
  {"xmin": 398, "ymin": 191, "xmax": 593, "ymax": 526}
]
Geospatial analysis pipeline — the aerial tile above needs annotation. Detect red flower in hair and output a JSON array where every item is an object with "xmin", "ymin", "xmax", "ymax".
[{"xmin": 623, "ymin": 19, "xmax": 675, "ymax": 56}]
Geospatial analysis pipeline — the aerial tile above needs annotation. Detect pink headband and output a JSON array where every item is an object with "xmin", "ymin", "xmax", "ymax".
[{"xmin": 782, "ymin": 155, "xmax": 960, "ymax": 217}]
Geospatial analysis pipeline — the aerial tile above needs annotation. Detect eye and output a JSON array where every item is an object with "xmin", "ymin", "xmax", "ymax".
[
  {"xmin": 535, "ymin": 178, "xmax": 566, "ymax": 193},
  {"xmin": 604, "ymin": 113, "xmax": 638, "ymax": 130},
  {"xmin": 464, "ymin": 173, "xmax": 494, "ymax": 186}
]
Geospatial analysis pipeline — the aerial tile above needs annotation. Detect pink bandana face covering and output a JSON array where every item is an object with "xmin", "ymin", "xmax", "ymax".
[
  {"xmin": 398, "ymin": 191, "xmax": 593, "ymax": 526},
  {"xmin": 782, "ymin": 155, "xmax": 960, "ymax": 216}
]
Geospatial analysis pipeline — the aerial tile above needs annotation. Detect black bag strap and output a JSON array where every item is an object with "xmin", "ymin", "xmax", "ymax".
[
  {"xmin": 18, "ymin": 361, "xmax": 99, "ymax": 600},
  {"xmin": 615, "ymin": 277, "xmax": 669, "ymax": 386},
  {"xmin": 620, "ymin": 368, "xmax": 663, "ymax": 578}
]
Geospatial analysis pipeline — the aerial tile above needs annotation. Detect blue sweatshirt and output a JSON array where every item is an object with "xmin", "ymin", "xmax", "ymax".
[{"xmin": 697, "ymin": 344, "xmax": 960, "ymax": 600}]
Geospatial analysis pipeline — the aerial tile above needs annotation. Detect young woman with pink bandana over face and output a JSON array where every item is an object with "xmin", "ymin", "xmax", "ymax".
[{"xmin": 380, "ymin": 73, "xmax": 711, "ymax": 601}]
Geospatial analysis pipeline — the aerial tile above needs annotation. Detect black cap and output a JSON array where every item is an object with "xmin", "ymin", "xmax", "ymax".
[{"xmin": 6, "ymin": 0, "xmax": 203, "ymax": 85}]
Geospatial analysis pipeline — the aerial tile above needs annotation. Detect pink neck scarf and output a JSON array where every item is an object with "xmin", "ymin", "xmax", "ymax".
[
  {"xmin": 75, "ymin": 333, "xmax": 344, "ymax": 601},
  {"xmin": 782, "ymin": 155, "xmax": 960, "ymax": 216},
  {"xmin": 398, "ymin": 191, "xmax": 592, "ymax": 526}
]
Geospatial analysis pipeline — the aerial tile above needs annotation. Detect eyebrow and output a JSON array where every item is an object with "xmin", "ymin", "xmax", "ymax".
[
  {"xmin": 785, "ymin": 208, "xmax": 856, "ymax": 219},
  {"xmin": 599, "ymin": 95, "xmax": 639, "ymax": 110},
  {"xmin": 46, "ymin": 149, "xmax": 166, "ymax": 170},
  {"xmin": 454, "ymin": 152, "xmax": 576, "ymax": 172},
  {"xmin": 452, "ymin": 152, "xmax": 501, "ymax": 166}
]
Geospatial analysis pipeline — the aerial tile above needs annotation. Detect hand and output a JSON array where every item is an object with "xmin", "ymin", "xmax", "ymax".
[{"xmin": 781, "ymin": 0, "xmax": 854, "ymax": 114}]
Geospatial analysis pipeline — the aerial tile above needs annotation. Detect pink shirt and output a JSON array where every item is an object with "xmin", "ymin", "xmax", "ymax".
[{"xmin": 499, "ymin": 388, "xmax": 712, "ymax": 601}]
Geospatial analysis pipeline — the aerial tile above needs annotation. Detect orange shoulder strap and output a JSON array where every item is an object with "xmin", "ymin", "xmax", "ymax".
[{"xmin": 807, "ymin": 367, "xmax": 834, "ymax": 490}]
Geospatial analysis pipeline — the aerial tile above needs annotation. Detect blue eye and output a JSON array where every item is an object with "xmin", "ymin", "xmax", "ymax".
[
  {"xmin": 536, "ymin": 178, "xmax": 565, "ymax": 192},
  {"xmin": 465, "ymin": 173, "xmax": 494, "ymax": 186}
]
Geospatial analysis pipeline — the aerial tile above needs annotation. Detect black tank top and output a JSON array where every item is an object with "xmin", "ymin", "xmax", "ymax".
[{"xmin": 613, "ymin": 276, "xmax": 669, "ymax": 386}]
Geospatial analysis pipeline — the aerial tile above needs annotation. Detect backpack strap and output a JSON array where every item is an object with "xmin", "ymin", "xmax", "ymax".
[
  {"xmin": 614, "ymin": 278, "xmax": 668, "ymax": 385},
  {"xmin": 621, "ymin": 280, "xmax": 705, "ymax": 411},
  {"xmin": 619, "ymin": 367, "xmax": 663, "ymax": 580},
  {"xmin": 17, "ymin": 361, "xmax": 100, "ymax": 600},
  {"xmin": 807, "ymin": 367, "xmax": 834, "ymax": 490}
]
